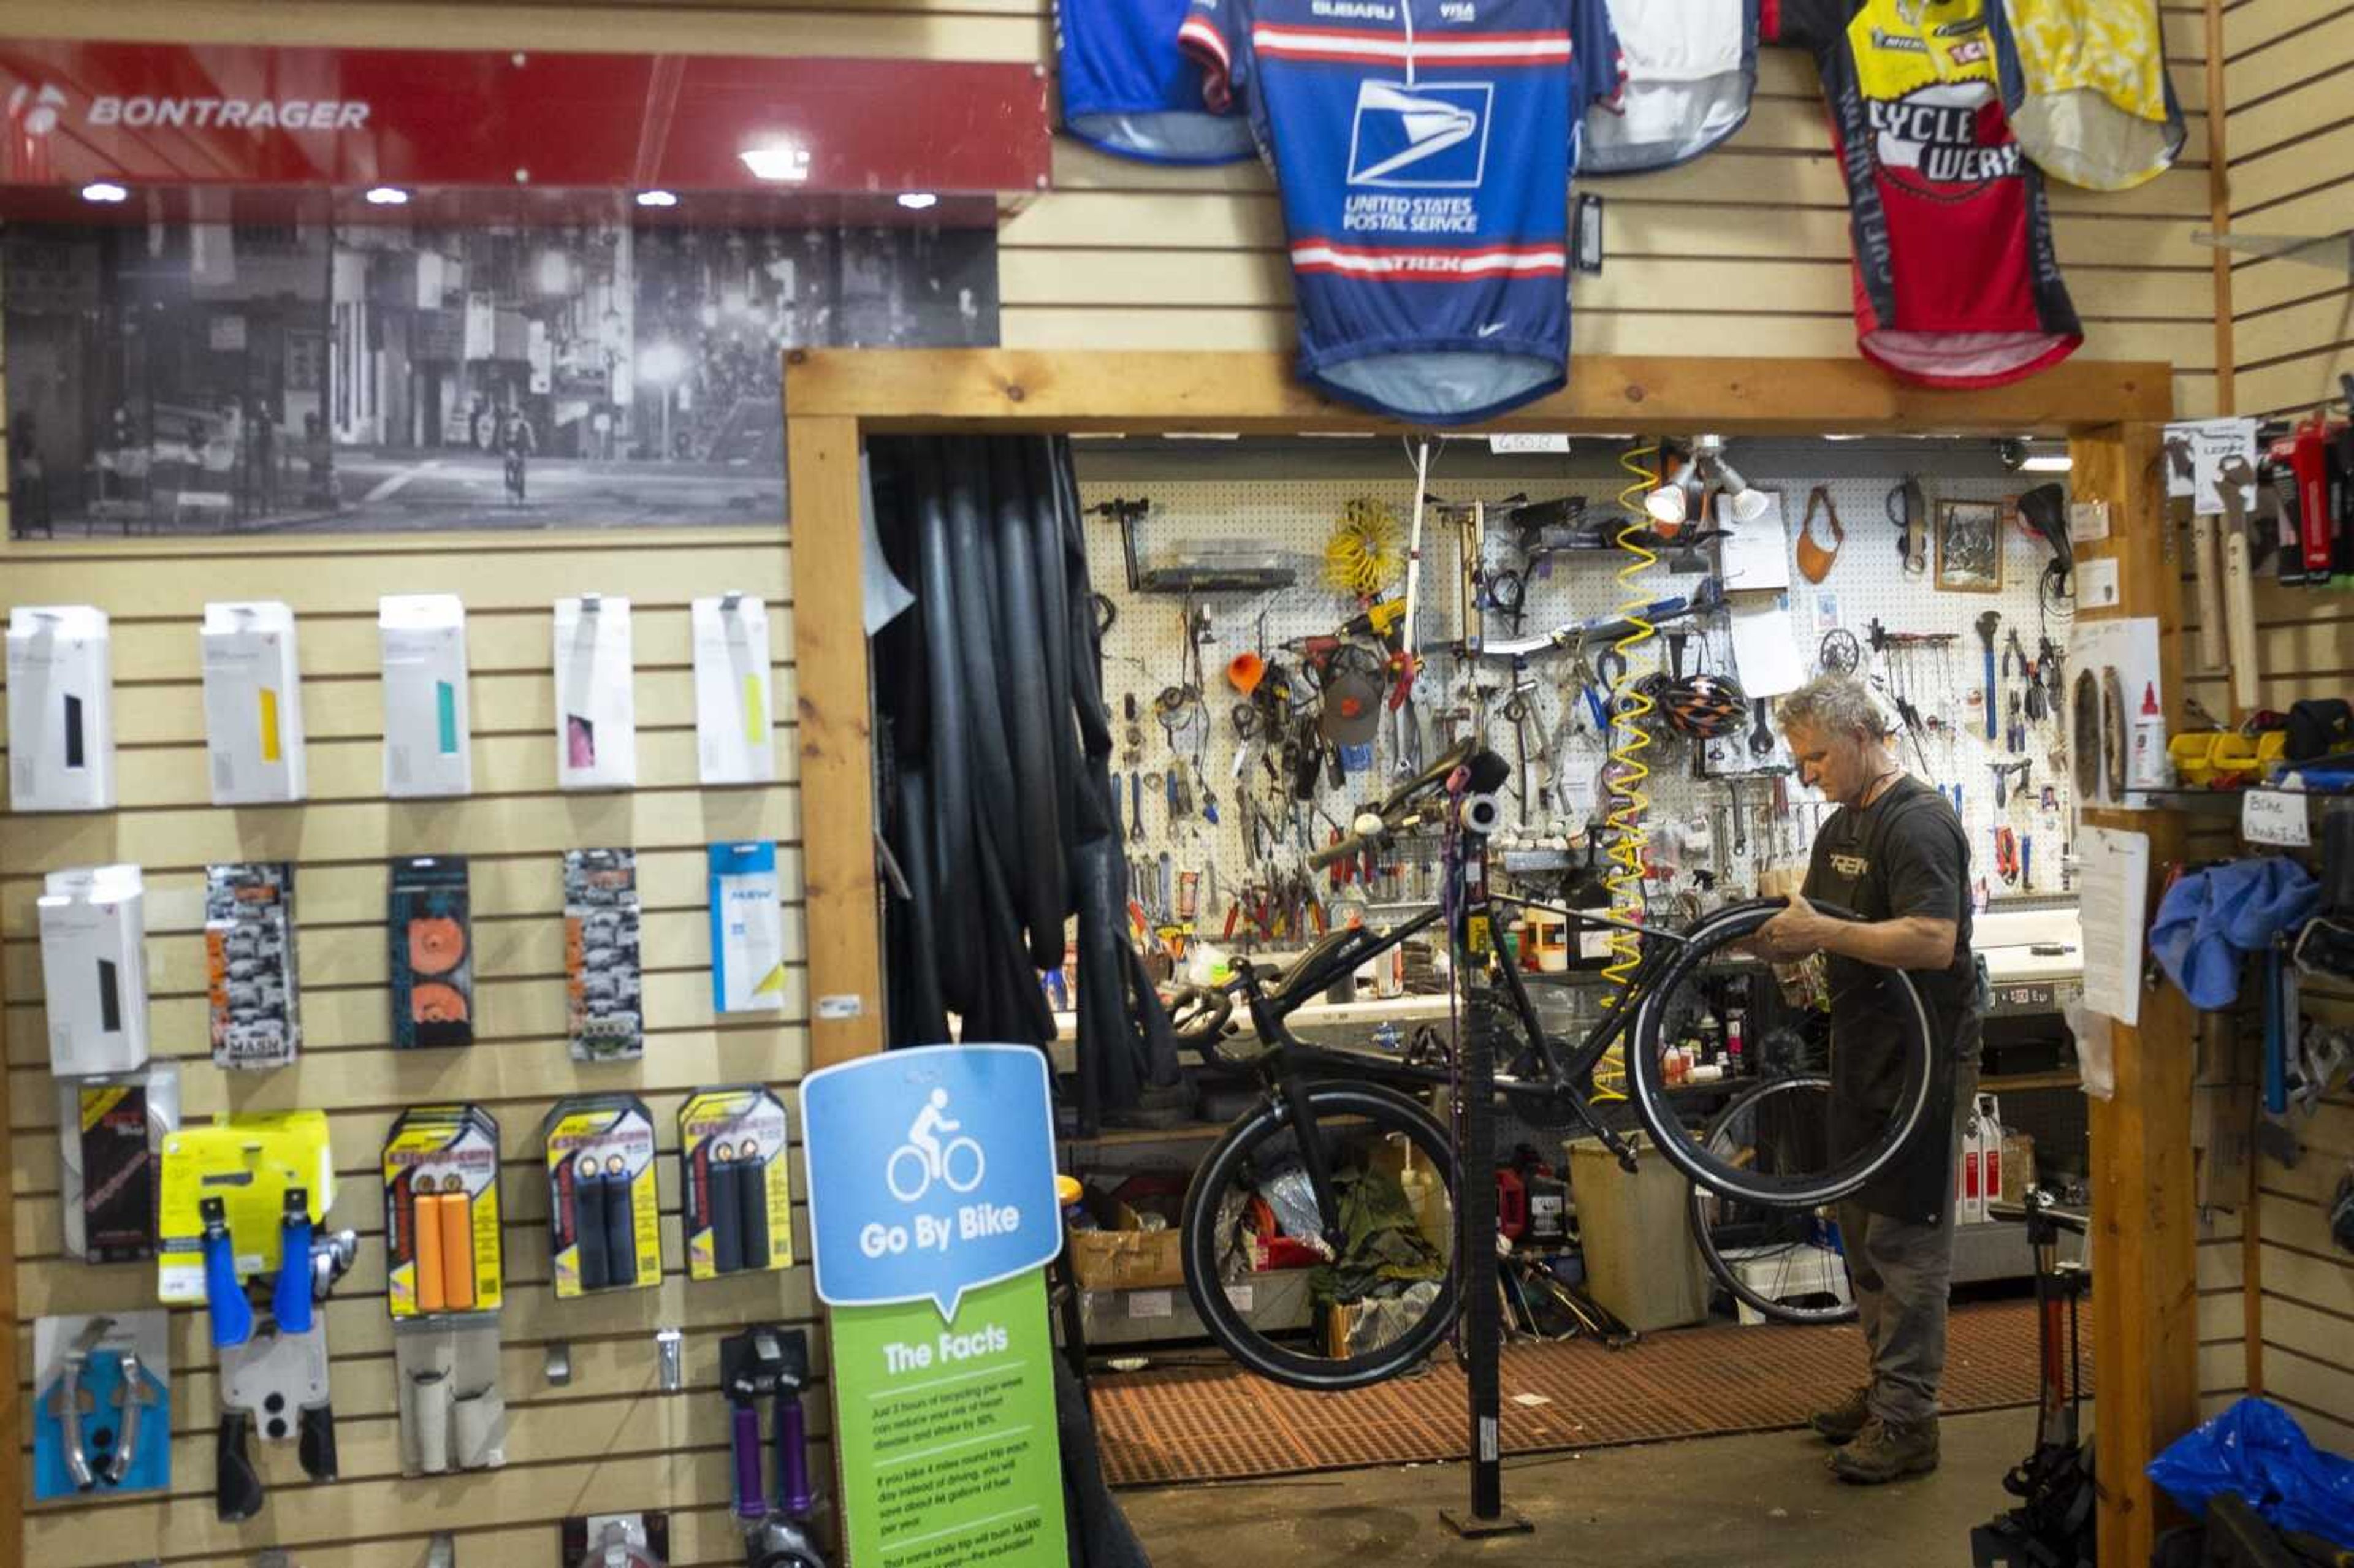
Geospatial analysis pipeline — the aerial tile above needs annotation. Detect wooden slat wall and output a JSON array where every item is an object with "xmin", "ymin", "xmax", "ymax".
[
  {"xmin": 10, "ymin": 0, "xmax": 2226, "ymax": 419},
  {"xmin": 2208, "ymin": 0, "xmax": 2354, "ymax": 1455},
  {"xmin": 0, "ymin": 0, "xmax": 2261, "ymax": 1558},
  {"xmin": 2223, "ymin": 0, "xmax": 2354, "ymax": 421},
  {"xmin": 0, "ymin": 529, "xmax": 811, "ymax": 1567}
]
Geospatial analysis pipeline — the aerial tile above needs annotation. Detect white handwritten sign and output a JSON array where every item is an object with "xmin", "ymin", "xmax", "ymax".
[{"xmin": 2241, "ymin": 789, "xmax": 2311, "ymax": 848}]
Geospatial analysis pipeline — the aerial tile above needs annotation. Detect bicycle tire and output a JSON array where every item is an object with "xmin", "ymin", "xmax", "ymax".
[
  {"xmin": 1688, "ymin": 1074, "xmax": 1858, "ymax": 1325},
  {"xmin": 1179, "ymin": 1082, "xmax": 1459, "ymax": 1392},
  {"xmin": 1630, "ymin": 899, "xmax": 1934, "ymax": 1208}
]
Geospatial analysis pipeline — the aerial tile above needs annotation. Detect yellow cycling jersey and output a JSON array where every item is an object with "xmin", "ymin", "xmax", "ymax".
[{"xmin": 1990, "ymin": 0, "xmax": 2184, "ymax": 189}]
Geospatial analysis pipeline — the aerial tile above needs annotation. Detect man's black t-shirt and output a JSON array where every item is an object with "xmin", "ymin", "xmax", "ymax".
[{"xmin": 1801, "ymin": 773, "xmax": 1979, "ymax": 1220}]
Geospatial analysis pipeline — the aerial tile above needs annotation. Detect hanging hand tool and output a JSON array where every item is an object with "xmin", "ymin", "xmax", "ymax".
[
  {"xmin": 1974, "ymin": 611, "xmax": 2002, "ymax": 741},
  {"xmin": 1748, "ymin": 698, "xmax": 1774, "ymax": 758},
  {"xmin": 2217, "ymin": 456, "xmax": 2263, "ymax": 714},
  {"xmin": 2178, "ymin": 437, "xmax": 2231, "ymax": 672},
  {"xmin": 2006, "ymin": 691, "xmax": 2025, "ymax": 755},
  {"xmin": 212, "ymin": 1189, "xmax": 358, "ymax": 1523},
  {"xmin": 1995, "ymin": 827, "xmax": 2019, "ymax": 886}
]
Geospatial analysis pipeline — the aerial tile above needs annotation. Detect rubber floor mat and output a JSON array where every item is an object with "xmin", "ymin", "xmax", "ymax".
[{"xmin": 1092, "ymin": 1298, "xmax": 2083, "ymax": 1486}]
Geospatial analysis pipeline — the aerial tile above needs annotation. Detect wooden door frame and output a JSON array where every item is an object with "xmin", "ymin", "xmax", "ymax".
[{"xmin": 781, "ymin": 347, "xmax": 2185, "ymax": 1568}]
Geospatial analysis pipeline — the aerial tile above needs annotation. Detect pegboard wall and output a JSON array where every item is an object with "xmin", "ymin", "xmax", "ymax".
[{"xmin": 1073, "ymin": 438, "xmax": 2075, "ymax": 943}]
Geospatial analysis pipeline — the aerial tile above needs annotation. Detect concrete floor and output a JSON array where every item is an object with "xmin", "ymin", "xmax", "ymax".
[{"xmin": 1121, "ymin": 1406, "xmax": 2037, "ymax": 1567}]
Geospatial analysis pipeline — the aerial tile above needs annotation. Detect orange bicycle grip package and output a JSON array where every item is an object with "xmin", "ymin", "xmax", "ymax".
[
  {"xmin": 438, "ymin": 1188, "xmax": 476, "ymax": 1310},
  {"xmin": 414, "ymin": 1190, "xmax": 448, "ymax": 1313}
]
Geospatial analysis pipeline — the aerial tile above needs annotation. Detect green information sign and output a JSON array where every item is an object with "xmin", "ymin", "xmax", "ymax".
[{"xmin": 831, "ymin": 1271, "xmax": 1070, "ymax": 1567}]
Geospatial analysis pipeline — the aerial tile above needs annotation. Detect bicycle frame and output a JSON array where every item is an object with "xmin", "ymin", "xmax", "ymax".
[{"xmin": 1227, "ymin": 893, "xmax": 1696, "ymax": 1113}]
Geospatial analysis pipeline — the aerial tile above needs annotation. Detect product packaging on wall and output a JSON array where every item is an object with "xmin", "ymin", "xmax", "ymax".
[
  {"xmin": 37, "ymin": 864, "xmax": 149, "ymax": 1076},
  {"xmin": 380, "ymin": 594, "xmax": 472, "ymax": 797},
  {"xmin": 7, "ymin": 604, "xmax": 115, "ymax": 812},
  {"xmin": 383, "ymin": 1105, "xmax": 504, "ymax": 1317},
  {"xmin": 565, "ymin": 848, "xmax": 644, "ymax": 1062},
  {"xmin": 708, "ymin": 842, "xmax": 787, "ymax": 1013},
  {"xmin": 206, "ymin": 862, "xmax": 300, "ymax": 1070},
  {"xmin": 31, "ymin": 1312, "xmax": 172, "ymax": 1500},
  {"xmin": 553, "ymin": 595, "xmax": 638, "ymax": 790},
  {"xmin": 679, "ymin": 1087, "xmax": 794, "ymax": 1279},
  {"xmin": 384, "ymin": 1105, "xmax": 510, "ymax": 1475},
  {"xmin": 544, "ymin": 1095, "xmax": 662, "ymax": 1296},
  {"xmin": 692, "ymin": 593, "xmax": 775, "ymax": 785},
  {"xmin": 200, "ymin": 601, "xmax": 307, "ymax": 804},
  {"xmin": 56, "ymin": 1064, "xmax": 179, "ymax": 1263},
  {"xmin": 389, "ymin": 857, "xmax": 473, "ymax": 1050}
]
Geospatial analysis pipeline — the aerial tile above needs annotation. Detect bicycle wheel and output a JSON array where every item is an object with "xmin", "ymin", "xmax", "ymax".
[
  {"xmin": 1630, "ymin": 899, "xmax": 1934, "ymax": 1208},
  {"xmin": 1179, "ymin": 1082, "xmax": 1459, "ymax": 1392},
  {"xmin": 1689, "ymin": 1075, "xmax": 1857, "ymax": 1325}
]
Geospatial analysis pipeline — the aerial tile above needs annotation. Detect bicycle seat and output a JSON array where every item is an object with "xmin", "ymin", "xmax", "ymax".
[
  {"xmin": 1377, "ymin": 737, "xmax": 1480, "ymax": 816},
  {"xmin": 1263, "ymin": 925, "xmax": 1385, "ymax": 1010}
]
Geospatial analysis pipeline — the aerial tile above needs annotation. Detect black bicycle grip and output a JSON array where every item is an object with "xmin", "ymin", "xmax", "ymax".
[
  {"xmin": 299, "ymin": 1402, "xmax": 339, "ymax": 1482},
  {"xmin": 604, "ymin": 1171, "xmax": 639, "ymax": 1286},
  {"xmin": 709, "ymin": 1155, "xmax": 745, "ymax": 1275},
  {"xmin": 215, "ymin": 1411, "xmax": 265, "ymax": 1522},
  {"xmin": 739, "ymin": 1151, "xmax": 772, "ymax": 1272},
  {"xmin": 573, "ymin": 1165, "xmax": 610, "ymax": 1292}
]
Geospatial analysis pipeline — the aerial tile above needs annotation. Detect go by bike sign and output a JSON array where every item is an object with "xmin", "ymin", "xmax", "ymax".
[{"xmin": 801, "ymin": 1044, "xmax": 1063, "ymax": 1319}]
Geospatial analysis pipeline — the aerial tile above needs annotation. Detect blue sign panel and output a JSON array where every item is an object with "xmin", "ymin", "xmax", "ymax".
[{"xmin": 801, "ymin": 1043, "xmax": 1061, "ymax": 1319}]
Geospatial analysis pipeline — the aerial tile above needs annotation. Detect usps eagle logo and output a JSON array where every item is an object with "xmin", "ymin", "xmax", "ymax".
[{"xmin": 1347, "ymin": 80, "xmax": 1492, "ymax": 188}]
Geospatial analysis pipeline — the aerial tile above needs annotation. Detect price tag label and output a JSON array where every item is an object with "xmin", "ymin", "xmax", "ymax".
[
  {"xmin": 1487, "ymin": 433, "xmax": 1571, "ymax": 454},
  {"xmin": 1127, "ymin": 1289, "xmax": 1174, "ymax": 1319},
  {"xmin": 2241, "ymin": 789, "xmax": 2310, "ymax": 847}
]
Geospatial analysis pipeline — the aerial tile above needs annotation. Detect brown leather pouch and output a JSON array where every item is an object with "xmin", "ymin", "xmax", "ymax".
[{"xmin": 1796, "ymin": 485, "xmax": 1844, "ymax": 584}]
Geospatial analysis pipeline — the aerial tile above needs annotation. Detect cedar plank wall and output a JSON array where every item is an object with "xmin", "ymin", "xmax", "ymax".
[
  {"xmin": 0, "ymin": 1, "xmax": 2241, "ymax": 1564},
  {"xmin": 2214, "ymin": 0, "xmax": 2354, "ymax": 1455}
]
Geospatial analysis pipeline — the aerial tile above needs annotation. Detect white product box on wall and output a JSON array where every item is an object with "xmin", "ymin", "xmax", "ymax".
[
  {"xmin": 380, "ymin": 595, "xmax": 472, "ymax": 798},
  {"xmin": 37, "ymin": 864, "xmax": 150, "ymax": 1076},
  {"xmin": 691, "ymin": 593, "xmax": 775, "ymax": 785},
  {"xmin": 200, "ymin": 601, "xmax": 308, "ymax": 804},
  {"xmin": 7, "ymin": 605, "xmax": 115, "ymax": 812},
  {"xmin": 553, "ymin": 595, "xmax": 638, "ymax": 790}
]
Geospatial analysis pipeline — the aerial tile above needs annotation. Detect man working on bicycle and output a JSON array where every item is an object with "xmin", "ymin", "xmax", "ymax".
[{"xmin": 1752, "ymin": 672, "xmax": 1981, "ymax": 1485}]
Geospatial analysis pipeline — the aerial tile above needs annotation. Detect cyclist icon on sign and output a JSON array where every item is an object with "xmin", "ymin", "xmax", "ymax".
[{"xmin": 889, "ymin": 1087, "xmax": 985, "ymax": 1203}]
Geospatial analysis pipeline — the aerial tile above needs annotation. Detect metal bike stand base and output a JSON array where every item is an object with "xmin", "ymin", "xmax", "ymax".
[{"xmin": 1439, "ymin": 1505, "xmax": 1534, "ymax": 1539}]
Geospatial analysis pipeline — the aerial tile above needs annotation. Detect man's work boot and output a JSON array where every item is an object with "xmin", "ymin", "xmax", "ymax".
[
  {"xmin": 1808, "ymin": 1385, "xmax": 1873, "ymax": 1445},
  {"xmin": 1828, "ymin": 1416, "xmax": 1940, "ymax": 1483}
]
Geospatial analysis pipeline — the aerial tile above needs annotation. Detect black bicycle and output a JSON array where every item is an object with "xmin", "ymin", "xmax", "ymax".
[{"xmin": 1168, "ymin": 740, "xmax": 1932, "ymax": 1390}]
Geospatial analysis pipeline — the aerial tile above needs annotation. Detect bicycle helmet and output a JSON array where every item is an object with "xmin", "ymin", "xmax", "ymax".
[{"xmin": 1660, "ymin": 672, "xmax": 1750, "ymax": 739}]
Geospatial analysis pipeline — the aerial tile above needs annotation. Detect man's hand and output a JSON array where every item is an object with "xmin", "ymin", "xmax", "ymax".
[{"xmin": 1752, "ymin": 891, "xmax": 1832, "ymax": 964}]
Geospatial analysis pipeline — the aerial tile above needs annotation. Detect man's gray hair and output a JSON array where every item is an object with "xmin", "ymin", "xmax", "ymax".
[{"xmin": 1777, "ymin": 672, "xmax": 1890, "ymax": 741}]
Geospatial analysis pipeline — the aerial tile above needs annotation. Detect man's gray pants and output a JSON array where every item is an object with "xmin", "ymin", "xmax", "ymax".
[{"xmin": 1835, "ymin": 1065, "xmax": 1980, "ymax": 1429}]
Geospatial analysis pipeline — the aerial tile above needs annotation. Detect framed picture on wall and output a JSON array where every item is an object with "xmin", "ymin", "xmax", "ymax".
[{"xmin": 1935, "ymin": 499, "xmax": 2005, "ymax": 593}]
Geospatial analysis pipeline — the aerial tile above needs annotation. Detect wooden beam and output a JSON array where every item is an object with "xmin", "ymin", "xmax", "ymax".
[
  {"xmin": 2073, "ymin": 419, "xmax": 2200, "ymax": 1568},
  {"xmin": 2205, "ymin": 0, "xmax": 2236, "ymax": 414},
  {"xmin": 0, "ymin": 860, "xmax": 17, "ymax": 1562},
  {"xmin": 785, "ymin": 413, "xmax": 884, "ymax": 1066},
  {"xmin": 783, "ymin": 349, "xmax": 2174, "ymax": 435}
]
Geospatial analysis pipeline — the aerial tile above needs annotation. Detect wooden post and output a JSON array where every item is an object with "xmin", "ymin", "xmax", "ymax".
[
  {"xmin": 2203, "ymin": 0, "xmax": 2235, "ymax": 417},
  {"xmin": 0, "ymin": 900, "xmax": 18, "ymax": 1560},
  {"xmin": 786, "ymin": 406, "xmax": 885, "ymax": 1066},
  {"xmin": 2071, "ymin": 422, "xmax": 2200, "ymax": 1568}
]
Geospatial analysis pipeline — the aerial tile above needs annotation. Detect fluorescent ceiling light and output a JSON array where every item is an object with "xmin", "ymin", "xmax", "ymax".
[
  {"xmin": 364, "ymin": 186, "xmax": 409, "ymax": 205},
  {"xmin": 739, "ymin": 145, "xmax": 811, "ymax": 182},
  {"xmin": 635, "ymin": 189, "xmax": 679, "ymax": 208},
  {"xmin": 80, "ymin": 181, "xmax": 128, "ymax": 203},
  {"xmin": 2021, "ymin": 454, "xmax": 2073, "ymax": 473},
  {"xmin": 896, "ymin": 192, "xmax": 939, "ymax": 211}
]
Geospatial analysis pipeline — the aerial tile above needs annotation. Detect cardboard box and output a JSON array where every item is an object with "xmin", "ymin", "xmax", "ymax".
[{"xmin": 1067, "ymin": 1226, "xmax": 1186, "ymax": 1292}]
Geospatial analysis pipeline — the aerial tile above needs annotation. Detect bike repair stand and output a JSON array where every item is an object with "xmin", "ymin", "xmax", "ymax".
[{"xmin": 1439, "ymin": 821, "xmax": 1531, "ymax": 1540}]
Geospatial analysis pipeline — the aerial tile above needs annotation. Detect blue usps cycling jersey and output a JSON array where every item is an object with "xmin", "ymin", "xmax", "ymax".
[
  {"xmin": 1181, "ymin": 0, "xmax": 1618, "ymax": 423},
  {"xmin": 1058, "ymin": 0, "xmax": 1255, "ymax": 164}
]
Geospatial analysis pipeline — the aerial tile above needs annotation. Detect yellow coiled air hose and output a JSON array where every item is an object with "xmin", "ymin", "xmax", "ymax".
[{"xmin": 1591, "ymin": 443, "xmax": 1663, "ymax": 1099}]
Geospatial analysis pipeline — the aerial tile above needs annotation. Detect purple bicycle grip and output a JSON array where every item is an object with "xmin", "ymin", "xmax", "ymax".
[
  {"xmin": 778, "ymin": 1393, "xmax": 813, "ymax": 1517},
  {"xmin": 732, "ymin": 1404, "xmax": 766, "ymax": 1519}
]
